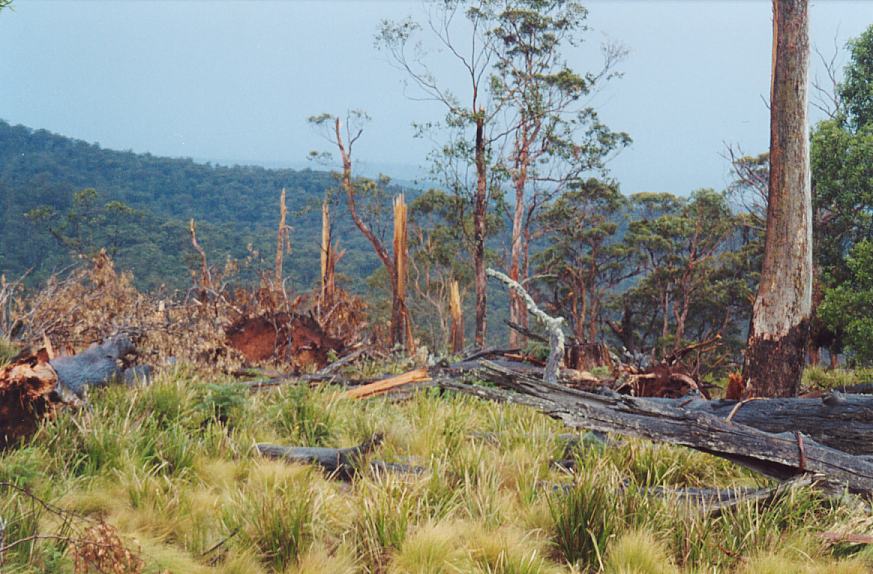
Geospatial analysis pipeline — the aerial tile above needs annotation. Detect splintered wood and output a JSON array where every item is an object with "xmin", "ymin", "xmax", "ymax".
[
  {"xmin": 392, "ymin": 194, "xmax": 415, "ymax": 351},
  {"xmin": 343, "ymin": 368, "xmax": 431, "ymax": 400},
  {"xmin": 449, "ymin": 280, "xmax": 464, "ymax": 354}
]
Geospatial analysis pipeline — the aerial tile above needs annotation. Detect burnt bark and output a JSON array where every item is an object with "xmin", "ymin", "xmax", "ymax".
[{"xmin": 744, "ymin": 0, "xmax": 813, "ymax": 397}]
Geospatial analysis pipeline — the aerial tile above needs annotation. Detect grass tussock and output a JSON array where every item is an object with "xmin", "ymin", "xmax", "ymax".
[{"xmin": 0, "ymin": 362, "xmax": 872, "ymax": 573}]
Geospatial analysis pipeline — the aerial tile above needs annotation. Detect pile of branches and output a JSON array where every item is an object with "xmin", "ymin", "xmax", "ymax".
[{"xmin": 3, "ymin": 252, "xmax": 367, "ymax": 373}]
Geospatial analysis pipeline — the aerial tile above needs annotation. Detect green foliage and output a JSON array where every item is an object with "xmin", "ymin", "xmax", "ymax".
[
  {"xmin": 0, "ymin": 336, "xmax": 18, "ymax": 365},
  {"xmin": 268, "ymin": 385, "xmax": 335, "ymax": 446},
  {"xmin": 840, "ymin": 25, "xmax": 873, "ymax": 130},
  {"xmin": 820, "ymin": 240, "xmax": 873, "ymax": 364},
  {"xmin": 0, "ymin": 121, "xmax": 391, "ymax": 291},
  {"xmin": 194, "ymin": 383, "xmax": 249, "ymax": 428},
  {"xmin": 548, "ymin": 460, "xmax": 619, "ymax": 567},
  {"xmin": 617, "ymin": 189, "xmax": 753, "ymax": 364}
]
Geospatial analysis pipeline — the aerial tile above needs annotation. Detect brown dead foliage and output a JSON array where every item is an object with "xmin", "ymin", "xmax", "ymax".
[
  {"xmin": 0, "ymin": 354, "xmax": 61, "ymax": 447},
  {"xmin": 6, "ymin": 252, "xmax": 368, "ymax": 373},
  {"xmin": 72, "ymin": 522, "xmax": 144, "ymax": 574}
]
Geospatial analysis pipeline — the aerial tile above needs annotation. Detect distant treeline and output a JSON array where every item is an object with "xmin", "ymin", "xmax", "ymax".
[{"xmin": 0, "ymin": 120, "xmax": 388, "ymax": 291}]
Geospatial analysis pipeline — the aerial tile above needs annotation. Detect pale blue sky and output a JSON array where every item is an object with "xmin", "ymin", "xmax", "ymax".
[{"xmin": 1, "ymin": 1, "xmax": 871, "ymax": 194}]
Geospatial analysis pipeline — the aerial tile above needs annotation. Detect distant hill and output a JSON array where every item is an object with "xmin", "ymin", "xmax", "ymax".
[{"xmin": 0, "ymin": 121, "xmax": 395, "ymax": 290}]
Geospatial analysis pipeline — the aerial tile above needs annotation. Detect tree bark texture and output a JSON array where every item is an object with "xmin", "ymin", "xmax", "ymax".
[
  {"xmin": 474, "ymin": 114, "xmax": 488, "ymax": 348},
  {"xmin": 443, "ymin": 362, "xmax": 873, "ymax": 493},
  {"xmin": 744, "ymin": 0, "xmax": 813, "ymax": 397},
  {"xmin": 449, "ymin": 280, "xmax": 464, "ymax": 354}
]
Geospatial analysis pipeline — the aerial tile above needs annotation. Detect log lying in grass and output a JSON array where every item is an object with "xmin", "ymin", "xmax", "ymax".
[
  {"xmin": 439, "ymin": 362, "xmax": 873, "ymax": 494},
  {"xmin": 0, "ymin": 334, "xmax": 147, "ymax": 447},
  {"xmin": 255, "ymin": 433, "xmax": 423, "ymax": 478},
  {"xmin": 473, "ymin": 361, "xmax": 873, "ymax": 456}
]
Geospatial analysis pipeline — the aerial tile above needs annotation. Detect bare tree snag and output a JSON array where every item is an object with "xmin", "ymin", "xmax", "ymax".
[
  {"xmin": 392, "ymin": 194, "xmax": 414, "ymax": 351},
  {"xmin": 487, "ymin": 268, "xmax": 565, "ymax": 385},
  {"xmin": 328, "ymin": 116, "xmax": 409, "ymax": 350},
  {"xmin": 188, "ymin": 219, "xmax": 211, "ymax": 290},
  {"xmin": 320, "ymin": 199, "xmax": 335, "ymax": 312},
  {"xmin": 449, "ymin": 280, "xmax": 464, "ymax": 354},
  {"xmin": 274, "ymin": 188, "xmax": 290, "ymax": 286},
  {"xmin": 744, "ymin": 0, "xmax": 813, "ymax": 397}
]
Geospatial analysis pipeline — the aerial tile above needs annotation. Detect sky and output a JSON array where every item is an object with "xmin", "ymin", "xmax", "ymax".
[{"xmin": 1, "ymin": 1, "xmax": 872, "ymax": 195}]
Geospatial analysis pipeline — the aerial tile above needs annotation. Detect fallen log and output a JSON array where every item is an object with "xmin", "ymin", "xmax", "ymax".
[
  {"xmin": 439, "ymin": 363, "xmax": 873, "ymax": 494},
  {"xmin": 474, "ymin": 362, "xmax": 873, "ymax": 456},
  {"xmin": 255, "ymin": 433, "xmax": 386, "ymax": 479}
]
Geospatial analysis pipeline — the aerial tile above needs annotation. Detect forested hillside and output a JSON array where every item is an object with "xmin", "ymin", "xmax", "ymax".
[{"xmin": 0, "ymin": 120, "xmax": 385, "ymax": 290}]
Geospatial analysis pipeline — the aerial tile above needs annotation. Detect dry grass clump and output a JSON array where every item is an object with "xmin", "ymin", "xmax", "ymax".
[{"xmin": 604, "ymin": 530, "xmax": 677, "ymax": 574}]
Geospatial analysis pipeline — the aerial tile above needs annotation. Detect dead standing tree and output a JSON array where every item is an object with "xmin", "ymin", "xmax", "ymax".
[
  {"xmin": 377, "ymin": 4, "xmax": 500, "ymax": 348},
  {"xmin": 744, "ymin": 0, "xmax": 813, "ymax": 397},
  {"xmin": 274, "ymin": 188, "xmax": 291, "ymax": 288},
  {"xmin": 309, "ymin": 113, "xmax": 412, "ymax": 350},
  {"xmin": 449, "ymin": 279, "xmax": 464, "ymax": 353}
]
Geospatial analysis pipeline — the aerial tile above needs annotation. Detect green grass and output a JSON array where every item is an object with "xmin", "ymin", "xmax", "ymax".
[
  {"xmin": 0, "ymin": 364, "xmax": 871, "ymax": 573},
  {"xmin": 0, "ymin": 336, "xmax": 18, "ymax": 366}
]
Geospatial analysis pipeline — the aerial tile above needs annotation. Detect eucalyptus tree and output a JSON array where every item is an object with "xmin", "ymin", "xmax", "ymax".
[
  {"xmin": 535, "ymin": 178, "xmax": 632, "ymax": 346},
  {"xmin": 744, "ymin": 0, "xmax": 812, "ymax": 397},
  {"xmin": 378, "ymin": 0, "xmax": 628, "ymax": 347},
  {"xmin": 621, "ymin": 190, "xmax": 744, "ymax": 360},
  {"xmin": 490, "ymin": 0, "xmax": 629, "ymax": 345}
]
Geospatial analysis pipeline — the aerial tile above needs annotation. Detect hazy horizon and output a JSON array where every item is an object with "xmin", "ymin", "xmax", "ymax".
[{"xmin": 2, "ymin": 1, "xmax": 872, "ymax": 194}]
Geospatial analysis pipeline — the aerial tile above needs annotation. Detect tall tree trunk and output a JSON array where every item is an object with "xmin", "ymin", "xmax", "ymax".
[
  {"xmin": 392, "ymin": 195, "xmax": 414, "ymax": 350},
  {"xmin": 744, "ymin": 0, "xmax": 813, "ymax": 397},
  {"xmin": 474, "ymin": 113, "xmax": 488, "ymax": 348},
  {"xmin": 275, "ymin": 188, "xmax": 289, "ymax": 287},
  {"xmin": 508, "ymin": 127, "xmax": 529, "ymax": 347},
  {"xmin": 509, "ymin": 166, "xmax": 527, "ymax": 347},
  {"xmin": 320, "ymin": 199, "xmax": 335, "ymax": 315}
]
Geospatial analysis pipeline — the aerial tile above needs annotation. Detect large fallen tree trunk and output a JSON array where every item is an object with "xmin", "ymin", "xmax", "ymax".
[{"xmin": 439, "ymin": 361, "xmax": 873, "ymax": 494}]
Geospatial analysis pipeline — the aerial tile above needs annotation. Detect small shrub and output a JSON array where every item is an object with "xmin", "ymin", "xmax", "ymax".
[{"xmin": 194, "ymin": 383, "xmax": 248, "ymax": 427}]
